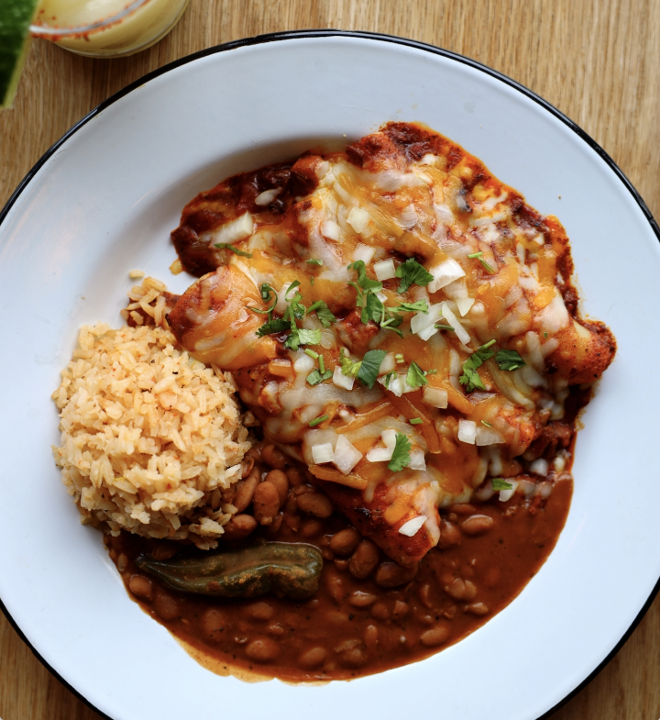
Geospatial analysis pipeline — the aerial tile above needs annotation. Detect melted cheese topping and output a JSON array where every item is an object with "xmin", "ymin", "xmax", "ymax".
[{"xmin": 168, "ymin": 122, "xmax": 615, "ymax": 561}]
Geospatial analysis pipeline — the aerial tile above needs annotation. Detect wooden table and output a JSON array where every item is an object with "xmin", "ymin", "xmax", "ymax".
[{"xmin": 1, "ymin": 1, "xmax": 659, "ymax": 718}]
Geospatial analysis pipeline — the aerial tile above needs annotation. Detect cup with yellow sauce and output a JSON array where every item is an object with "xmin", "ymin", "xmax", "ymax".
[{"xmin": 30, "ymin": 0, "xmax": 189, "ymax": 57}]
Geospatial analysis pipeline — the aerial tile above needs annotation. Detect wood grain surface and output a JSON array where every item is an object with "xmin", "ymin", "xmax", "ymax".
[{"xmin": 1, "ymin": 1, "xmax": 659, "ymax": 719}]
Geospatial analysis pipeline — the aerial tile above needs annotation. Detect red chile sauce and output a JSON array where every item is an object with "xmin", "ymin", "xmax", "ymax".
[{"xmin": 105, "ymin": 460, "xmax": 571, "ymax": 682}]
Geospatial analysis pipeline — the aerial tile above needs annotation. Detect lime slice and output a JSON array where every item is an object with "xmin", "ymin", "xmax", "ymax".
[{"xmin": 0, "ymin": 0, "xmax": 39, "ymax": 109}]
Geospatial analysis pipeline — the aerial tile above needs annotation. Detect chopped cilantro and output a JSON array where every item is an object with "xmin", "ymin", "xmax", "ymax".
[
  {"xmin": 309, "ymin": 414, "xmax": 329, "ymax": 427},
  {"xmin": 491, "ymin": 478, "xmax": 513, "ymax": 491},
  {"xmin": 339, "ymin": 349, "xmax": 363, "ymax": 378},
  {"xmin": 406, "ymin": 361, "xmax": 429, "ymax": 388},
  {"xmin": 390, "ymin": 300, "xmax": 429, "ymax": 314},
  {"xmin": 304, "ymin": 348, "xmax": 319, "ymax": 359},
  {"xmin": 256, "ymin": 318, "xmax": 289, "ymax": 337},
  {"xmin": 388, "ymin": 432, "xmax": 412, "ymax": 472},
  {"xmin": 481, "ymin": 419, "xmax": 492, "ymax": 427},
  {"xmin": 409, "ymin": 418, "xmax": 423, "ymax": 425},
  {"xmin": 249, "ymin": 283, "xmax": 278, "ymax": 315},
  {"xmin": 395, "ymin": 353, "xmax": 405, "ymax": 364},
  {"xmin": 496, "ymin": 349, "xmax": 526, "ymax": 371},
  {"xmin": 214, "ymin": 243, "xmax": 253, "ymax": 258},
  {"xmin": 459, "ymin": 341, "xmax": 496, "ymax": 392},
  {"xmin": 306, "ymin": 258, "xmax": 324, "ymax": 266},
  {"xmin": 307, "ymin": 300, "xmax": 336, "ymax": 328},
  {"xmin": 306, "ymin": 369, "xmax": 332, "ymax": 386},
  {"xmin": 357, "ymin": 349, "xmax": 387, "ymax": 388},
  {"xmin": 395, "ymin": 258, "xmax": 434, "ymax": 293},
  {"xmin": 318, "ymin": 355, "xmax": 326, "ymax": 374},
  {"xmin": 435, "ymin": 323, "xmax": 456, "ymax": 331},
  {"xmin": 285, "ymin": 327, "xmax": 322, "ymax": 351},
  {"xmin": 467, "ymin": 250, "xmax": 496, "ymax": 273},
  {"xmin": 348, "ymin": 260, "xmax": 383, "ymax": 292}
]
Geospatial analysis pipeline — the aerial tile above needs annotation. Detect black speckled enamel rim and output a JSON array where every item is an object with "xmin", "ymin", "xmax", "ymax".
[{"xmin": 1, "ymin": 29, "xmax": 658, "ymax": 720}]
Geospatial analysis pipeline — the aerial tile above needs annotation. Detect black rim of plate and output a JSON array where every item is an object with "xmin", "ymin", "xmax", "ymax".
[{"xmin": 1, "ymin": 28, "xmax": 658, "ymax": 720}]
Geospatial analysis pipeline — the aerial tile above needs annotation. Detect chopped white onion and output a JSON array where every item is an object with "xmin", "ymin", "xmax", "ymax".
[
  {"xmin": 347, "ymin": 206, "xmax": 371, "ymax": 233},
  {"xmin": 475, "ymin": 427, "xmax": 505, "ymax": 446},
  {"xmin": 535, "ymin": 290, "xmax": 570, "ymax": 336},
  {"xmin": 499, "ymin": 479, "xmax": 519, "ymax": 502},
  {"xmin": 456, "ymin": 297, "xmax": 475, "ymax": 316},
  {"xmin": 422, "ymin": 385, "xmax": 448, "ymax": 409},
  {"xmin": 381, "ymin": 375, "xmax": 403, "ymax": 396},
  {"xmin": 381, "ymin": 429, "xmax": 397, "ymax": 450},
  {"xmin": 374, "ymin": 258, "xmax": 396, "ymax": 281},
  {"xmin": 293, "ymin": 354, "xmax": 315, "ymax": 374},
  {"xmin": 458, "ymin": 419, "xmax": 477, "ymax": 444},
  {"xmin": 409, "ymin": 448, "xmax": 427, "ymax": 471},
  {"xmin": 334, "ymin": 435, "xmax": 363, "ymax": 475},
  {"xmin": 411, "ymin": 302, "xmax": 443, "ymax": 340},
  {"xmin": 353, "ymin": 242, "xmax": 375, "ymax": 264},
  {"xmin": 378, "ymin": 353, "xmax": 396, "ymax": 375},
  {"xmin": 321, "ymin": 220, "xmax": 341, "ymax": 241},
  {"xmin": 275, "ymin": 282, "xmax": 293, "ymax": 314},
  {"xmin": 440, "ymin": 302, "xmax": 471, "ymax": 345},
  {"xmin": 366, "ymin": 446, "xmax": 393, "ymax": 462},
  {"xmin": 398, "ymin": 515, "xmax": 427, "ymax": 537},
  {"xmin": 333, "ymin": 366, "xmax": 354, "ymax": 391},
  {"xmin": 254, "ymin": 188, "xmax": 282, "ymax": 206},
  {"xmin": 211, "ymin": 212, "xmax": 253, "ymax": 245},
  {"xmin": 427, "ymin": 258, "xmax": 466, "ymax": 293},
  {"xmin": 312, "ymin": 443, "xmax": 335, "ymax": 465},
  {"xmin": 529, "ymin": 458, "xmax": 549, "ymax": 476}
]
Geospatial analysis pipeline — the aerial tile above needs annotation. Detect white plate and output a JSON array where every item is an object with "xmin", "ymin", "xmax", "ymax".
[{"xmin": 1, "ymin": 30, "xmax": 659, "ymax": 720}]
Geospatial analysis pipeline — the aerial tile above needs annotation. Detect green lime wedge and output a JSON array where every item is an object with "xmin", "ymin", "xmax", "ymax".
[{"xmin": 0, "ymin": 0, "xmax": 39, "ymax": 109}]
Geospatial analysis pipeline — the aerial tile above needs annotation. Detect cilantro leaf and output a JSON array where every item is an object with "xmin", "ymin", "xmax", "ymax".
[
  {"xmin": 491, "ymin": 478, "xmax": 513, "ymax": 491},
  {"xmin": 307, "ymin": 300, "xmax": 336, "ymax": 328},
  {"xmin": 381, "ymin": 371, "xmax": 396, "ymax": 388},
  {"xmin": 306, "ymin": 368, "xmax": 333, "ymax": 386},
  {"xmin": 406, "ymin": 361, "xmax": 429, "ymax": 388},
  {"xmin": 496, "ymin": 349, "xmax": 526, "ymax": 372},
  {"xmin": 388, "ymin": 432, "xmax": 412, "ymax": 472},
  {"xmin": 361, "ymin": 292, "xmax": 385, "ymax": 325},
  {"xmin": 356, "ymin": 349, "xmax": 387, "ymax": 388},
  {"xmin": 249, "ymin": 282, "xmax": 278, "ymax": 315},
  {"xmin": 285, "ymin": 327, "xmax": 322, "ymax": 351},
  {"xmin": 395, "ymin": 258, "xmax": 434, "ymax": 293},
  {"xmin": 256, "ymin": 318, "xmax": 290, "ymax": 337},
  {"xmin": 214, "ymin": 243, "xmax": 253, "ymax": 258},
  {"xmin": 348, "ymin": 260, "xmax": 383, "ymax": 292},
  {"xmin": 339, "ymin": 349, "xmax": 363, "ymax": 378},
  {"xmin": 459, "ymin": 342, "xmax": 496, "ymax": 392},
  {"xmin": 391, "ymin": 300, "xmax": 429, "ymax": 314},
  {"xmin": 306, "ymin": 258, "xmax": 323, "ymax": 266}
]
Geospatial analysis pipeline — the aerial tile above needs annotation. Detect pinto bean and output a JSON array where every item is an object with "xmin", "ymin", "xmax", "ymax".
[
  {"xmin": 363, "ymin": 624, "xmax": 379, "ymax": 651},
  {"xmin": 466, "ymin": 602, "xmax": 489, "ymax": 616},
  {"xmin": 241, "ymin": 456, "xmax": 255, "ymax": 478},
  {"xmin": 393, "ymin": 600, "xmax": 409, "ymax": 619},
  {"xmin": 371, "ymin": 602, "xmax": 390, "ymax": 621},
  {"xmin": 261, "ymin": 444, "xmax": 288, "ymax": 469},
  {"xmin": 233, "ymin": 468, "xmax": 261, "ymax": 513},
  {"xmin": 245, "ymin": 637, "xmax": 280, "ymax": 663},
  {"xmin": 298, "ymin": 646, "xmax": 327, "ymax": 669},
  {"xmin": 329, "ymin": 527, "xmax": 361, "ymax": 556},
  {"xmin": 301, "ymin": 518, "xmax": 323, "ymax": 537},
  {"xmin": 245, "ymin": 602, "xmax": 275, "ymax": 621},
  {"xmin": 297, "ymin": 491, "xmax": 333, "ymax": 519},
  {"xmin": 349, "ymin": 591, "xmax": 377, "ymax": 607},
  {"xmin": 461, "ymin": 514, "xmax": 494, "ymax": 536},
  {"xmin": 201, "ymin": 608, "xmax": 227, "ymax": 642},
  {"xmin": 153, "ymin": 588, "xmax": 181, "ymax": 621},
  {"xmin": 444, "ymin": 577, "xmax": 477, "ymax": 601},
  {"xmin": 438, "ymin": 519, "xmax": 461, "ymax": 549},
  {"xmin": 222, "ymin": 513, "xmax": 257, "ymax": 540},
  {"xmin": 348, "ymin": 539, "xmax": 379, "ymax": 579},
  {"xmin": 374, "ymin": 561, "xmax": 418, "ymax": 588},
  {"xmin": 266, "ymin": 469, "xmax": 289, "ymax": 504},
  {"xmin": 420, "ymin": 624, "xmax": 451, "ymax": 647},
  {"xmin": 128, "ymin": 574, "xmax": 153, "ymax": 601},
  {"xmin": 285, "ymin": 466, "xmax": 304, "ymax": 487},
  {"xmin": 253, "ymin": 481, "xmax": 281, "ymax": 525}
]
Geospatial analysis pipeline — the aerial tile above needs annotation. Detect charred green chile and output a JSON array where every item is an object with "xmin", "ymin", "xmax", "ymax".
[{"xmin": 135, "ymin": 542, "xmax": 323, "ymax": 600}]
